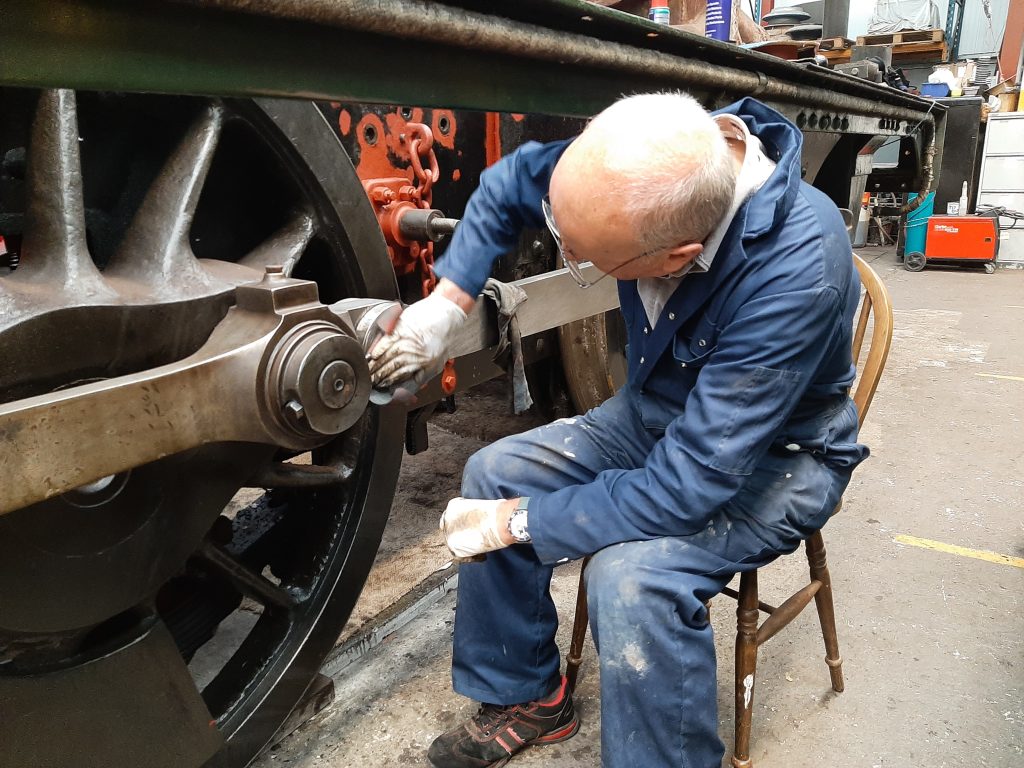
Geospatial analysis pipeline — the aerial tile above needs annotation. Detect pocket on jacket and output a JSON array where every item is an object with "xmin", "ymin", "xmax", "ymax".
[
  {"xmin": 710, "ymin": 365, "xmax": 803, "ymax": 475},
  {"xmin": 672, "ymin": 314, "xmax": 720, "ymax": 369}
]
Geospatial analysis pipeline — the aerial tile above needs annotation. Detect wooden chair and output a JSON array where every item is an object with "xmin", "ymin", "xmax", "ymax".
[{"xmin": 563, "ymin": 253, "xmax": 894, "ymax": 767}]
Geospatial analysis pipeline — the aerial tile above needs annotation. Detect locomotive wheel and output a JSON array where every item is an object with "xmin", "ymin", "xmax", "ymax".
[
  {"xmin": 0, "ymin": 90, "xmax": 402, "ymax": 767},
  {"xmin": 558, "ymin": 311, "xmax": 628, "ymax": 412}
]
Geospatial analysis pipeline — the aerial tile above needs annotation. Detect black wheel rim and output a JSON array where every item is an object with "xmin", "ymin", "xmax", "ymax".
[{"xmin": 0, "ymin": 90, "xmax": 402, "ymax": 767}]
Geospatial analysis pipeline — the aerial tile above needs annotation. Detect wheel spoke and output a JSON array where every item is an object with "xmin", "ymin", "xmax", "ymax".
[
  {"xmin": 238, "ymin": 209, "xmax": 317, "ymax": 277},
  {"xmin": 13, "ymin": 89, "xmax": 109, "ymax": 291},
  {"xmin": 199, "ymin": 610, "xmax": 290, "ymax": 724},
  {"xmin": 107, "ymin": 103, "xmax": 225, "ymax": 287},
  {"xmin": 195, "ymin": 540, "xmax": 299, "ymax": 612},
  {"xmin": 247, "ymin": 457, "xmax": 355, "ymax": 488}
]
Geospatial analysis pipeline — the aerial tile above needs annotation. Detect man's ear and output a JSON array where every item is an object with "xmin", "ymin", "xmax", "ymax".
[{"xmin": 661, "ymin": 242, "xmax": 703, "ymax": 274}]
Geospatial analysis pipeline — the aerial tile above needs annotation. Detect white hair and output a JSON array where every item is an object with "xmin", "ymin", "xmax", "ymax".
[{"xmin": 586, "ymin": 92, "xmax": 737, "ymax": 251}]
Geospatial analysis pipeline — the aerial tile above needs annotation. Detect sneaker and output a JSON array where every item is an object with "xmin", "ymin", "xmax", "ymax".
[{"xmin": 427, "ymin": 676, "xmax": 580, "ymax": 768}]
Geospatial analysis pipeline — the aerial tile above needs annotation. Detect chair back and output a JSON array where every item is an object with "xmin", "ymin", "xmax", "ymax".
[{"xmin": 850, "ymin": 254, "xmax": 894, "ymax": 427}]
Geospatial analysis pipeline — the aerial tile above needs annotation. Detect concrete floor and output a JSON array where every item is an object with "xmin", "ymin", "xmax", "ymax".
[{"xmin": 256, "ymin": 249, "xmax": 1023, "ymax": 767}]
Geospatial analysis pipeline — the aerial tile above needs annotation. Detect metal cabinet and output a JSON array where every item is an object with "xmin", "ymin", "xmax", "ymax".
[{"xmin": 977, "ymin": 112, "xmax": 1024, "ymax": 266}]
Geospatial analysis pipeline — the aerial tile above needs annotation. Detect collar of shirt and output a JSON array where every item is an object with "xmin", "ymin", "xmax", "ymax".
[{"xmin": 638, "ymin": 115, "xmax": 777, "ymax": 328}]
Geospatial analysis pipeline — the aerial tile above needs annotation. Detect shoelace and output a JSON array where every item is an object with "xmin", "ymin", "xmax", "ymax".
[{"xmin": 474, "ymin": 704, "xmax": 517, "ymax": 737}]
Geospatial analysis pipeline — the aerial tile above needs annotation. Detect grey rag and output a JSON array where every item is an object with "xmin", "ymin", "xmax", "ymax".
[{"xmin": 482, "ymin": 277, "xmax": 533, "ymax": 414}]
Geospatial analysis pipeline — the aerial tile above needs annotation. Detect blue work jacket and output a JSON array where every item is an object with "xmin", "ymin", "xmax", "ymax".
[{"xmin": 435, "ymin": 98, "xmax": 867, "ymax": 563}]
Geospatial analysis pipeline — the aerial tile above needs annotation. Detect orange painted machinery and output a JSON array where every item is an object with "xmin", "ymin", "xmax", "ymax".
[{"xmin": 904, "ymin": 215, "xmax": 999, "ymax": 273}]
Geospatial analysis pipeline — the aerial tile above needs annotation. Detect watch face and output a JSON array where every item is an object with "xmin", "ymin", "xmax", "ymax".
[{"xmin": 509, "ymin": 508, "xmax": 530, "ymax": 542}]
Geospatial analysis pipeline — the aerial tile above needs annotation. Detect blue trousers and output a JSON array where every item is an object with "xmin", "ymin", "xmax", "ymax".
[{"xmin": 453, "ymin": 393, "xmax": 853, "ymax": 768}]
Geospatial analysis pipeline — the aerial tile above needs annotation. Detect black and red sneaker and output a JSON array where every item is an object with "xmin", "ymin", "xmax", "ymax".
[{"xmin": 427, "ymin": 676, "xmax": 580, "ymax": 768}]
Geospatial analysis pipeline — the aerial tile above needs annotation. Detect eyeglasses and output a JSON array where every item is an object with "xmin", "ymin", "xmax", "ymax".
[
  {"xmin": 542, "ymin": 195, "xmax": 604, "ymax": 288},
  {"xmin": 541, "ymin": 195, "xmax": 668, "ymax": 289}
]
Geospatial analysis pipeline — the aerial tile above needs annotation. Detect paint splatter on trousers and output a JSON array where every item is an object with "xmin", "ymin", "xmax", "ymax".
[{"xmin": 452, "ymin": 393, "xmax": 852, "ymax": 768}]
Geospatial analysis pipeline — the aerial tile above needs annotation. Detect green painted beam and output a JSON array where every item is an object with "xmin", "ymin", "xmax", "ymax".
[
  {"xmin": 0, "ymin": 0, "xmax": 936, "ymax": 124},
  {"xmin": 0, "ymin": 0, "xmax": 663, "ymax": 116}
]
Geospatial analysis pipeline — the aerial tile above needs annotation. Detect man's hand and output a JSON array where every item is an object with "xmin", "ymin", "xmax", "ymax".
[
  {"xmin": 367, "ymin": 289, "xmax": 468, "ymax": 389},
  {"xmin": 440, "ymin": 497, "xmax": 520, "ymax": 559}
]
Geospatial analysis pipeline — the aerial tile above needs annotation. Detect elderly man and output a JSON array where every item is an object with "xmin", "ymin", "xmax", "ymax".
[{"xmin": 369, "ymin": 93, "xmax": 866, "ymax": 768}]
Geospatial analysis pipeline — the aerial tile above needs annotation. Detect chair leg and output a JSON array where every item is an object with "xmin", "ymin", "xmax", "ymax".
[
  {"xmin": 806, "ymin": 531, "xmax": 845, "ymax": 693},
  {"xmin": 565, "ymin": 556, "xmax": 591, "ymax": 695},
  {"xmin": 732, "ymin": 570, "xmax": 759, "ymax": 768}
]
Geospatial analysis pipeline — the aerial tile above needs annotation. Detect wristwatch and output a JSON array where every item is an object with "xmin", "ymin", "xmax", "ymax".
[{"xmin": 507, "ymin": 497, "xmax": 531, "ymax": 543}]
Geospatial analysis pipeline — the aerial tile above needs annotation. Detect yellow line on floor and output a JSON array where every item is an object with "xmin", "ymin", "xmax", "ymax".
[
  {"xmin": 975, "ymin": 373, "xmax": 1024, "ymax": 382},
  {"xmin": 895, "ymin": 535, "xmax": 1024, "ymax": 569}
]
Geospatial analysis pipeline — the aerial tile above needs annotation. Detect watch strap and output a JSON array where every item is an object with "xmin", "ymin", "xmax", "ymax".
[{"xmin": 508, "ymin": 497, "xmax": 531, "ymax": 543}]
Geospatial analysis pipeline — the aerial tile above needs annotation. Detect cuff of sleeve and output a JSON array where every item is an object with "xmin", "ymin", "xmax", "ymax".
[
  {"xmin": 434, "ymin": 260, "xmax": 485, "ymax": 299},
  {"xmin": 527, "ymin": 492, "xmax": 583, "ymax": 565}
]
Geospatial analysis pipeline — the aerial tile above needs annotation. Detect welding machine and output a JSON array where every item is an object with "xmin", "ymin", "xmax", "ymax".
[{"xmin": 904, "ymin": 215, "xmax": 999, "ymax": 273}]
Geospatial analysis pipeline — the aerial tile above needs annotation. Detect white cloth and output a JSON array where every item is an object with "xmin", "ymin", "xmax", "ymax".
[
  {"xmin": 867, "ymin": 0, "xmax": 940, "ymax": 35},
  {"xmin": 638, "ymin": 114, "xmax": 777, "ymax": 328}
]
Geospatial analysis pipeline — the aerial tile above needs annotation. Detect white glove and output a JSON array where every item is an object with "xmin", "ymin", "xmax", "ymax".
[
  {"xmin": 440, "ymin": 497, "xmax": 509, "ymax": 559},
  {"xmin": 367, "ymin": 291, "xmax": 467, "ymax": 389}
]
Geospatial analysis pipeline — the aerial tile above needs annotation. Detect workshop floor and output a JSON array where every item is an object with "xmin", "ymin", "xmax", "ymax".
[{"xmin": 255, "ymin": 248, "xmax": 1023, "ymax": 768}]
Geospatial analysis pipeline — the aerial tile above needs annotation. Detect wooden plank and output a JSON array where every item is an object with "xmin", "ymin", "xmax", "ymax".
[
  {"xmin": 857, "ymin": 28, "xmax": 944, "ymax": 46},
  {"xmin": 750, "ymin": 40, "xmax": 818, "ymax": 61},
  {"xmin": 817, "ymin": 47, "xmax": 852, "ymax": 63},
  {"xmin": 819, "ymin": 36, "xmax": 854, "ymax": 51},
  {"xmin": 821, "ymin": 39, "xmax": 945, "ymax": 68},
  {"xmin": 891, "ymin": 41, "xmax": 948, "ymax": 61}
]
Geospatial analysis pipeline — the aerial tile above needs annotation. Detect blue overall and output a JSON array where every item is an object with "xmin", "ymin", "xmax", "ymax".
[{"xmin": 434, "ymin": 99, "xmax": 868, "ymax": 767}]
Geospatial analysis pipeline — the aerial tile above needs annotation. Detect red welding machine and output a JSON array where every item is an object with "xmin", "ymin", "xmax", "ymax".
[{"xmin": 905, "ymin": 215, "xmax": 999, "ymax": 273}]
